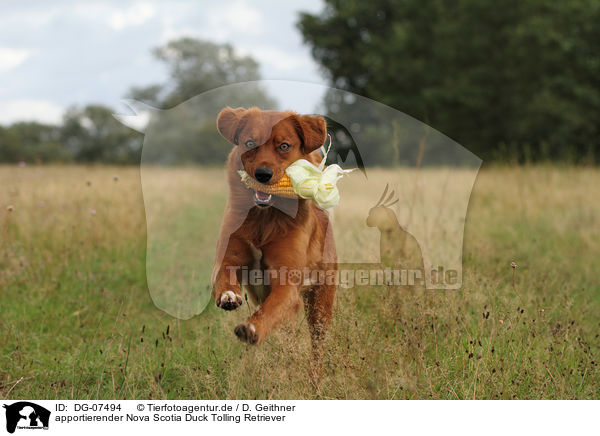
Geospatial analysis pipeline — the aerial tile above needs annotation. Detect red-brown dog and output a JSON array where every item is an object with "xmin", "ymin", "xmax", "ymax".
[{"xmin": 212, "ymin": 107, "xmax": 337, "ymax": 360}]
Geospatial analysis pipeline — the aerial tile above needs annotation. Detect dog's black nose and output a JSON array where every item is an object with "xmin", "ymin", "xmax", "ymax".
[{"xmin": 254, "ymin": 167, "xmax": 273, "ymax": 183}]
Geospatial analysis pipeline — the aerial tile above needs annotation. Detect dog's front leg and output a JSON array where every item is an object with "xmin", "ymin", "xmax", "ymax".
[
  {"xmin": 235, "ymin": 285, "xmax": 300, "ymax": 344},
  {"xmin": 234, "ymin": 245, "xmax": 304, "ymax": 344},
  {"xmin": 212, "ymin": 235, "xmax": 253, "ymax": 311},
  {"xmin": 234, "ymin": 282, "xmax": 302, "ymax": 344}
]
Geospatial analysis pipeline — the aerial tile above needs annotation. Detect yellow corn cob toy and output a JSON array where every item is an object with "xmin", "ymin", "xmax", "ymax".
[{"xmin": 238, "ymin": 171, "xmax": 298, "ymax": 199}]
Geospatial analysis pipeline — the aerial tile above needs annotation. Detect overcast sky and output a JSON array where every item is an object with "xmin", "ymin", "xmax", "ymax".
[{"xmin": 0, "ymin": 0, "xmax": 326, "ymax": 125}]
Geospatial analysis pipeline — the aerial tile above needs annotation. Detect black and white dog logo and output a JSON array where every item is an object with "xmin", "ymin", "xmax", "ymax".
[{"xmin": 3, "ymin": 402, "xmax": 50, "ymax": 433}]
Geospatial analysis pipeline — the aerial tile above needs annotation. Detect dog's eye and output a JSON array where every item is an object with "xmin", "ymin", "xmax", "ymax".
[
  {"xmin": 279, "ymin": 142, "xmax": 290, "ymax": 152},
  {"xmin": 244, "ymin": 140, "xmax": 256, "ymax": 149}
]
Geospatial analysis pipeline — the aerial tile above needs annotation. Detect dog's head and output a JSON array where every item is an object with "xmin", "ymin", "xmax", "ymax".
[{"xmin": 217, "ymin": 106, "xmax": 327, "ymax": 208}]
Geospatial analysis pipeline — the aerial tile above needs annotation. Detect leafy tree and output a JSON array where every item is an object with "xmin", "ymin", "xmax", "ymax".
[
  {"xmin": 129, "ymin": 38, "xmax": 274, "ymax": 109},
  {"xmin": 127, "ymin": 38, "xmax": 276, "ymax": 165},
  {"xmin": 61, "ymin": 105, "xmax": 142, "ymax": 164},
  {"xmin": 0, "ymin": 122, "xmax": 66, "ymax": 163},
  {"xmin": 298, "ymin": 0, "xmax": 600, "ymax": 163}
]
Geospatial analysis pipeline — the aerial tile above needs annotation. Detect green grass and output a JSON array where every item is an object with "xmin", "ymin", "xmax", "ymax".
[{"xmin": 0, "ymin": 165, "xmax": 598, "ymax": 399}]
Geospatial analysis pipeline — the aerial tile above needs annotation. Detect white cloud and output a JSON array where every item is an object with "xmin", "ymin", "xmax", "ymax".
[
  {"xmin": 198, "ymin": 0, "xmax": 265, "ymax": 41},
  {"xmin": 157, "ymin": 0, "xmax": 264, "ymax": 44},
  {"xmin": 214, "ymin": 1, "xmax": 263, "ymax": 34},
  {"xmin": 159, "ymin": 24, "xmax": 199, "ymax": 44},
  {"xmin": 0, "ymin": 100, "xmax": 64, "ymax": 125},
  {"xmin": 0, "ymin": 48, "xmax": 31, "ymax": 72},
  {"xmin": 3, "ymin": 8, "xmax": 59, "ymax": 28},
  {"xmin": 109, "ymin": 2, "xmax": 156, "ymax": 30},
  {"xmin": 239, "ymin": 45, "xmax": 313, "ymax": 73}
]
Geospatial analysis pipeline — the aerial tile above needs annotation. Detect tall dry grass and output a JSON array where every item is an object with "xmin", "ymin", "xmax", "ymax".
[{"xmin": 0, "ymin": 164, "xmax": 598, "ymax": 399}]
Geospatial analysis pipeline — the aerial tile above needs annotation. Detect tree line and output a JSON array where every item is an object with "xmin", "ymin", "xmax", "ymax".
[{"xmin": 2, "ymin": 0, "xmax": 600, "ymax": 165}]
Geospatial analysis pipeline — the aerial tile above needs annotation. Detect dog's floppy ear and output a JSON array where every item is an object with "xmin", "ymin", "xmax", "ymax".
[
  {"xmin": 217, "ymin": 107, "xmax": 246, "ymax": 145},
  {"xmin": 295, "ymin": 114, "xmax": 327, "ymax": 154}
]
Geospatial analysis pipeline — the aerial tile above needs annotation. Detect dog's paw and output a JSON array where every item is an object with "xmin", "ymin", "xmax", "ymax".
[
  {"xmin": 215, "ymin": 290, "xmax": 243, "ymax": 311},
  {"xmin": 234, "ymin": 322, "xmax": 259, "ymax": 344}
]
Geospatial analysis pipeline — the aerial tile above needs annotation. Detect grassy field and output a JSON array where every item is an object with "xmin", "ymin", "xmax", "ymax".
[{"xmin": 1, "ymin": 164, "xmax": 599, "ymax": 399}]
